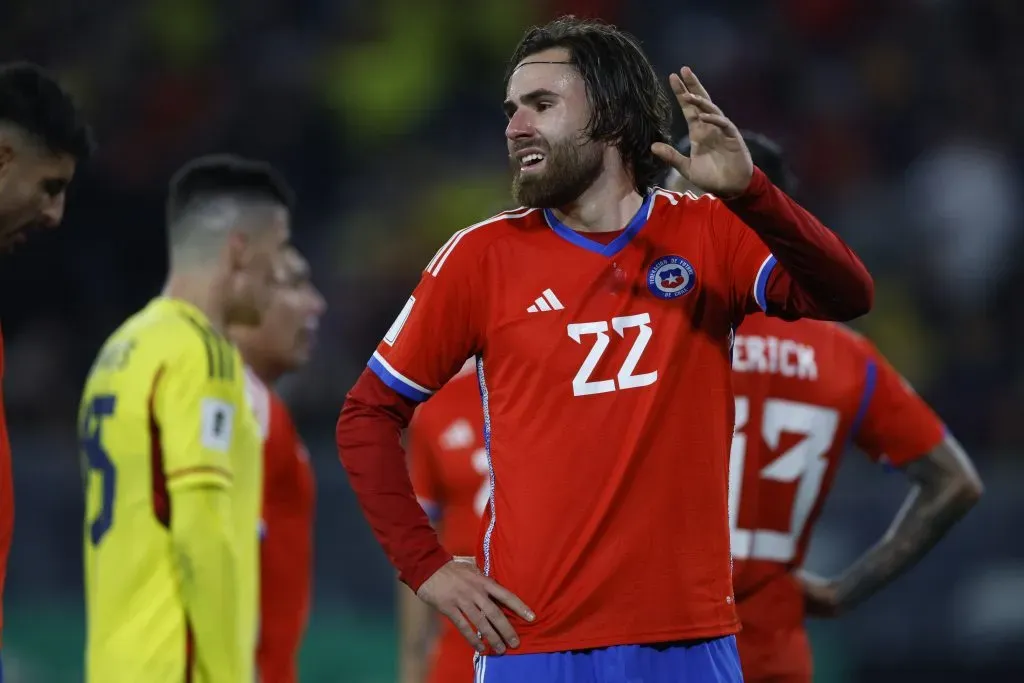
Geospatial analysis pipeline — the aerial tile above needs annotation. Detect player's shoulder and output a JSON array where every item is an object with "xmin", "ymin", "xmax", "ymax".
[
  {"xmin": 423, "ymin": 206, "xmax": 543, "ymax": 279},
  {"xmin": 116, "ymin": 298, "xmax": 239, "ymax": 380},
  {"xmin": 650, "ymin": 186, "xmax": 722, "ymax": 215},
  {"xmin": 737, "ymin": 315, "xmax": 876, "ymax": 380},
  {"xmin": 648, "ymin": 186, "xmax": 730, "ymax": 234},
  {"xmin": 815, "ymin": 320, "xmax": 876, "ymax": 358}
]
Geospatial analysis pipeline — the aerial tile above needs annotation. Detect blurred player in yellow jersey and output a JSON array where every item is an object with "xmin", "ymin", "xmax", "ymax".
[{"xmin": 80, "ymin": 154, "xmax": 294, "ymax": 683}]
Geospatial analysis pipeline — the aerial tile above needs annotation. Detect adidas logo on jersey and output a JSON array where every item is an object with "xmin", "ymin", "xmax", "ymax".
[{"xmin": 527, "ymin": 289, "xmax": 564, "ymax": 313}]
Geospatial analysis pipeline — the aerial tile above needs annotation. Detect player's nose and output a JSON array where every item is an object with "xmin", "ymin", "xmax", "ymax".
[
  {"xmin": 505, "ymin": 108, "xmax": 535, "ymax": 141},
  {"xmin": 307, "ymin": 286, "xmax": 327, "ymax": 317},
  {"xmin": 40, "ymin": 193, "xmax": 66, "ymax": 228}
]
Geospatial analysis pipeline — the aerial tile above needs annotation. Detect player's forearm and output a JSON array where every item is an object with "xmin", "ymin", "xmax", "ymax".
[
  {"xmin": 337, "ymin": 369, "xmax": 451, "ymax": 591},
  {"xmin": 170, "ymin": 485, "xmax": 246, "ymax": 681},
  {"xmin": 726, "ymin": 167, "xmax": 873, "ymax": 320},
  {"xmin": 831, "ymin": 436, "xmax": 982, "ymax": 611},
  {"xmin": 397, "ymin": 580, "xmax": 434, "ymax": 683}
]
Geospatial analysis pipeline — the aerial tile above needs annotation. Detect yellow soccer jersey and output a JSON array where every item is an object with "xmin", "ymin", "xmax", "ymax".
[{"xmin": 81, "ymin": 297, "xmax": 263, "ymax": 683}]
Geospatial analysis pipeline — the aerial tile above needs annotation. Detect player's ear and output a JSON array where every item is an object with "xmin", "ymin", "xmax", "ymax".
[{"xmin": 224, "ymin": 230, "xmax": 250, "ymax": 272}]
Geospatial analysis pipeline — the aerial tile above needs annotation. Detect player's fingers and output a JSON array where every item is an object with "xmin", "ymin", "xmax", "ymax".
[
  {"xmin": 680, "ymin": 93, "xmax": 723, "ymax": 117},
  {"xmin": 668, "ymin": 73, "xmax": 699, "ymax": 122},
  {"xmin": 680, "ymin": 66, "xmax": 713, "ymax": 102},
  {"xmin": 462, "ymin": 601, "xmax": 508, "ymax": 654},
  {"xmin": 478, "ymin": 598, "xmax": 521, "ymax": 649},
  {"xmin": 668, "ymin": 71, "xmax": 690, "ymax": 98},
  {"xmin": 484, "ymin": 579, "xmax": 536, "ymax": 623},
  {"xmin": 444, "ymin": 606, "xmax": 486, "ymax": 652},
  {"xmin": 651, "ymin": 142, "xmax": 691, "ymax": 178},
  {"xmin": 696, "ymin": 113, "xmax": 739, "ymax": 136}
]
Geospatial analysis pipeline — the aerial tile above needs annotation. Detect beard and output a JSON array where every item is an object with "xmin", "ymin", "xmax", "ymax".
[{"xmin": 510, "ymin": 135, "xmax": 604, "ymax": 208}]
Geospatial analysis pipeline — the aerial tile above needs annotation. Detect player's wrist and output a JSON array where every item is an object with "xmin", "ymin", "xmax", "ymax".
[
  {"xmin": 721, "ymin": 165, "xmax": 768, "ymax": 204},
  {"xmin": 404, "ymin": 545, "xmax": 453, "ymax": 593}
]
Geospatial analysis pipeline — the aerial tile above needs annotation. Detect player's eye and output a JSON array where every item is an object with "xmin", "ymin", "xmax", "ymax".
[{"xmin": 41, "ymin": 178, "xmax": 69, "ymax": 198}]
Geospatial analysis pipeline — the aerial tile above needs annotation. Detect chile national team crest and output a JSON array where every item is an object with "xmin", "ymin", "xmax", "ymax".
[{"xmin": 647, "ymin": 255, "xmax": 696, "ymax": 299}]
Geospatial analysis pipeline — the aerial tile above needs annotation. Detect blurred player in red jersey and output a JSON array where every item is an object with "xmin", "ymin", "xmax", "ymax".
[
  {"xmin": 230, "ymin": 246, "xmax": 326, "ymax": 683},
  {"xmin": 397, "ymin": 358, "xmax": 487, "ymax": 683},
  {"xmin": 0, "ymin": 62, "xmax": 92, "ymax": 668},
  {"xmin": 668, "ymin": 132, "xmax": 983, "ymax": 683},
  {"xmin": 338, "ymin": 16, "xmax": 875, "ymax": 682}
]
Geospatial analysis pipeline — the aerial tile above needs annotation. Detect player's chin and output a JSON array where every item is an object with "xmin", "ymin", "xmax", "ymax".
[
  {"xmin": 289, "ymin": 340, "xmax": 314, "ymax": 367},
  {"xmin": 512, "ymin": 174, "xmax": 556, "ymax": 208},
  {"xmin": 0, "ymin": 227, "xmax": 29, "ymax": 252}
]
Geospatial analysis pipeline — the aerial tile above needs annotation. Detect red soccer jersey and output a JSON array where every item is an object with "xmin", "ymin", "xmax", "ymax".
[
  {"xmin": 370, "ymin": 188, "xmax": 780, "ymax": 653},
  {"xmin": 729, "ymin": 314, "xmax": 947, "ymax": 682},
  {"xmin": 0, "ymin": 326, "xmax": 11, "ymax": 644},
  {"xmin": 408, "ymin": 363, "xmax": 487, "ymax": 683},
  {"xmin": 247, "ymin": 371, "xmax": 316, "ymax": 683}
]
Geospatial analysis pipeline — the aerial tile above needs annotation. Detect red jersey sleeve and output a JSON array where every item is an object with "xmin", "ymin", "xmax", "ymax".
[
  {"xmin": 408, "ymin": 410, "xmax": 443, "ymax": 523},
  {"xmin": 708, "ymin": 194, "xmax": 776, "ymax": 318},
  {"xmin": 369, "ymin": 231, "xmax": 485, "ymax": 402},
  {"xmin": 852, "ymin": 338, "xmax": 947, "ymax": 467},
  {"xmin": 717, "ymin": 166, "xmax": 873, "ymax": 321}
]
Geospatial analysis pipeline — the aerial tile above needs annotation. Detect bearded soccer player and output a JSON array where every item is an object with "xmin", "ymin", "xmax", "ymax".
[
  {"xmin": 229, "ymin": 247, "xmax": 325, "ymax": 683},
  {"xmin": 668, "ymin": 133, "xmax": 983, "ymax": 683},
  {"xmin": 81, "ymin": 155, "xmax": 292, "ymax": 683},
  {"xmin": 337, "ymin": 16, "xmax": 874, "ymax": 683},
  {"xmin": 397, "ymin": 359, "xmax": 488, "ymax": 683},
  {"xmin": 0, "ymin": 61, "xmax": 92, "ymax": 668}
]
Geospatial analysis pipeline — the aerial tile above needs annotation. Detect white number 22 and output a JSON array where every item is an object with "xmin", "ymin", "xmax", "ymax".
[
  {"xmin": 567, "ymin": 313, "xmax": 657, "ymax": 397},
  {"xmin": 729, "ymin": 396, "xmax": 840, "ymax": 563}
]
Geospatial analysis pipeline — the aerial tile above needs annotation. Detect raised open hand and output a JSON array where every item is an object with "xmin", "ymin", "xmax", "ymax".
[{"xmin": 652, "ymin": 67, "xmax": 753, "ymax": 198}]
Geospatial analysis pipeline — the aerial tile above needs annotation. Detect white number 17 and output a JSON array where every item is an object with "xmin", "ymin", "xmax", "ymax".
[
  {"xmin": 730, "ymin": 396, "xmax": 840, "ymax": 563},
  {"xmin": 567, "ymin": 313, "xmax": 657, "ymax": 397}
]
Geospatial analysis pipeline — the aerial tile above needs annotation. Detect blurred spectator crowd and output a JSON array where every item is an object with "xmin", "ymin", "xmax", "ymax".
[{"xmin": 2, "ymin": 0, "xmax": 1024, "ymax": 458}]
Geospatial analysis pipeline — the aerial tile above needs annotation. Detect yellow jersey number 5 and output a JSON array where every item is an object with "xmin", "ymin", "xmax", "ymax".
[{"xmin": 81, "ymin": 394, "xmax": 117, "ymax": 545}]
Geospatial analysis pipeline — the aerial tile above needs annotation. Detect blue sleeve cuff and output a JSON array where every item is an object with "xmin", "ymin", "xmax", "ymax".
[
  {"xmin": 368, "ymin": 352, "xmax": 433, "ymax": 403},
  {"xmin": 754, "ymin": 254, "xmax": 778, "ymax": 311}
]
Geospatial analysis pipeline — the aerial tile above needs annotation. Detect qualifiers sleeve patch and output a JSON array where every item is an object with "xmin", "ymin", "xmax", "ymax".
[
  {"xmin": 384, "ymin": 295, "xmax": 416, "ymax": 346},
  {"xmin": 201, "ymin": 398, "xmax": 235, "ymax": 452}
]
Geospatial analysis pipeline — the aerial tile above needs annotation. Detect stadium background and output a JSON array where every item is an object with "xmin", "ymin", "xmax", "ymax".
[{"xmin": 1, "ymin": 0, "xmax": 1023, "ymax": 680}]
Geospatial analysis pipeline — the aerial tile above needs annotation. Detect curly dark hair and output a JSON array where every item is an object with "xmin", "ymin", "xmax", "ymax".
[
  {"xmin": 506, "ymin": 16, "xmax": 673, "ymax": 193},
  {"xmin": 0, "ymin": 62, "xmax": 94, "ymax": 160}
]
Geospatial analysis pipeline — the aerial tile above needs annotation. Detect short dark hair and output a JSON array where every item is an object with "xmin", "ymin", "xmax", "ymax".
[
  {"xmin": 166, "ymin": 154, "xmax": 295, "ymax": 226},
  {"xmin": 0, "ymin": 62, "xmax": 94, "ymax": 160},
  {"xmin": 673, "ymin": 130, "xmax": 798, "ymax": 195},
  {"xmin": 507, "ymin": 16, "xmax": 673, "ymax": 193}
]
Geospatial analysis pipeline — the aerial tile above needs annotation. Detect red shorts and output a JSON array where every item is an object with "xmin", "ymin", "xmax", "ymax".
[
  {"xmin": 427, "ymin": 628, "xmax": 475, "ymax": 683},
  {"xmin": 736, "ymin": 623, "xmax": 812, "ymax": 683}
]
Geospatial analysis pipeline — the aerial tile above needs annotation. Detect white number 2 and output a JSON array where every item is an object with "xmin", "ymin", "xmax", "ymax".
[
  {"xmin": 567, "ymin": 313, "xmax": 657, "ymax": 397},
  {"xmin": 730, "ymin": 396, "xmax": 839, "ymax": 563}
]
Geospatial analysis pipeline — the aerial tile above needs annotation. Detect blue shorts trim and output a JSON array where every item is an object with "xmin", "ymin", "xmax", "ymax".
[{"xmin": 475, "ymin": 636, "xmax": 742, "ymax": 683}]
